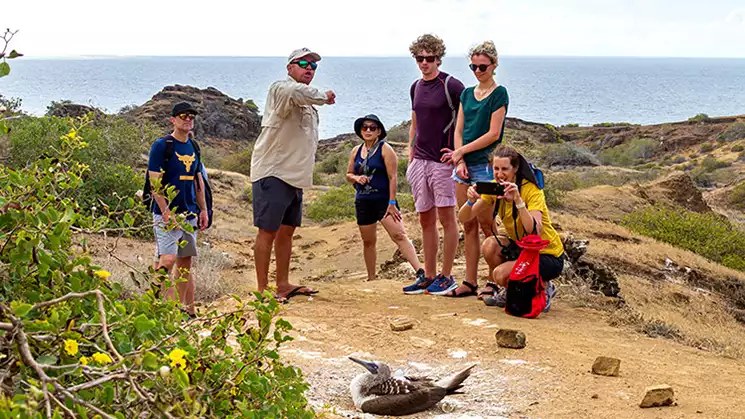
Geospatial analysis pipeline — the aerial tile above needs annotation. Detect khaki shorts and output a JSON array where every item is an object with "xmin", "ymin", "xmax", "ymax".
[{"xmin": 153, "ymin": 214, "xmax": 198, "ymax": 258}]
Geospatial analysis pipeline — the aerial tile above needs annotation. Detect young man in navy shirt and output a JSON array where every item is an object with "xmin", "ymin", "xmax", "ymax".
[{"xmin": 147, "ymin": 102, "xmax": 209, "ymax": 317}]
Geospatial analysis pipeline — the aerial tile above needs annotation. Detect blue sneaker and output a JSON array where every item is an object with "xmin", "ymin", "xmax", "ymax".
[
  {"xmin": 543, "ymin": 281, "xmax": 557, "ymax": 312},
  {"xmin": 403, "ymin": 269, "xmax": 432, "ymax": 295},
  {"xmin": 425, "ymin": 274, "xmax": 458, "ymax": 296}
]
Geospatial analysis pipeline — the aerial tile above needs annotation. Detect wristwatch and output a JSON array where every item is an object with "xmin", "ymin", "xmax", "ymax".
[{"xmin": 515, "ymin": 202, "xmax": 527, "ymax": 209}]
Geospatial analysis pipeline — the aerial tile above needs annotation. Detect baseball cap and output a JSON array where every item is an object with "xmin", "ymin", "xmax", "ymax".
[
  {"xmin": 171, "ymin": 102, "xmax": 199, "ymax": 117},
  {"xmin": 288, "ymin": 48, "xmax": 322, "ymax": 63}
]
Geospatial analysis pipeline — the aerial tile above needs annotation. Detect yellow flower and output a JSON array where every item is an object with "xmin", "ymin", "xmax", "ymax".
[
  {"xmin": 63, "ymin": 339, "xmax": 78, "ymax": 356},
  {"xmin": 168, "ymin": 348, "xmax": 188, "ymax": 369},
  {"xmin": 66, "ymin": 130, "xmax": 77, "ymax": 140},
  {"xmin": 94, "ymin": 270, "xmax": 111, "ymax": 279},
  {"xmin": 79, "ymin": 356, "xmax": 89, "ymax": 366},
  {"xmin": 92, "ymin": 352, "xmax": 112, "ymax": 364}
]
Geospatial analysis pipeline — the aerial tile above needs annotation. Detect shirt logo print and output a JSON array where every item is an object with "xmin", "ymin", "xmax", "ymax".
[{"xmin": 175, "ymin": 152, "xmax": 195, "ymax": 172}]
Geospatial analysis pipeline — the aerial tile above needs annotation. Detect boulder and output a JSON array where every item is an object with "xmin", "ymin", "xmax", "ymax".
[
  {"xmin": 562, "ymin": 234, "xmax": 622, "ymax": 297},
  {"xmin": 389, "ymin": 317, "xmax": 414, "ymax": 332},
  {"xmin": 495, "ymin": 329, "xmax": 526, "ymax": 349},
  {"xmin": 46, "ymin": 101, "xmax": 105, "ymax": 119},
  {"xmin": 125, "ymin": 85, "xmax": 261, "ymax": 142},
  {"xmin": 639, "ymin": 385, "xmax": 675, "ymax": 408},
  {"xmin": 591, "ymin": 356, "xmax": 621, "ymax": 376}
]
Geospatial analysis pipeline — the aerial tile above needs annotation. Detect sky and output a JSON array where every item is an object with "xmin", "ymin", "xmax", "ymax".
[{"xmin": 3, "ymin": 0, "xmax": 745, "ymax": 58}]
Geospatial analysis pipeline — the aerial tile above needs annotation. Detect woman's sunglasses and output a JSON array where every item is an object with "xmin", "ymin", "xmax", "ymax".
[
  {"xmin": 177, "ymin": 113, "xmax": 196, "ymax": 121},
  {"xmin": 292, "ymin": 60, "xmax": 318, "ymax": 70},
  {"xmin": 362, "ymin": 124, "xmax": 379, "ymax": 132},
  {"xmin": 415, "ymin": 55, "xmax": 438, "ymax": 63},
  {"xmin": 469, "ymin": 64, "xmax": 491, "ymax": 72}
]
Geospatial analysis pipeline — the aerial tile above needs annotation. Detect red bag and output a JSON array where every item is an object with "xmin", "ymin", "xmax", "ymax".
[{"xmin": 505, "ymin": 234, "xmax": 550, "ymax": 318}]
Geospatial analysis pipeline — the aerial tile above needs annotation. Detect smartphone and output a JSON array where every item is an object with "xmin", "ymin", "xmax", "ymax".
[{"xmin": 475, "ymin": 181, "xmax": 505, "ymax": 196}]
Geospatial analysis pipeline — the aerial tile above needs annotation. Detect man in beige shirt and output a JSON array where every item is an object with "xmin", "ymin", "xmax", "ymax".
[{"xmin": 250, "ymin": 47, "xmax": 336, "ymax": 302}]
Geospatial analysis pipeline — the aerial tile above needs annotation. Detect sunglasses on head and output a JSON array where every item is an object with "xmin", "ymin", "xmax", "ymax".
[
  {"xmin": 292, "ymin": 60, "xmax": 318, "ymax": 70},
  {"xmin": 415, "ymin": 55, "xmax": 438, "ymax": 63},
  {"xmin": 362, "ymin": 124, "xmax": 379, "ymax": 132},
  {"xmin": 176, "ymin": 113, "xmax": 196, "ymax": 121},
  {"xmin": 469, "ymin": 63, "xmax": 491, "ymax": 72}
]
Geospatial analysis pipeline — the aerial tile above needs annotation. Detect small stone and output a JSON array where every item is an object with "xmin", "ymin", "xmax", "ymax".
[
  {"xmin": 495, "ymin": 329, "xmax": 526, "ymax": 349},
  {"xmin": 293, "ymin": 234, "xmax": 302, "ymax": 240},
  {"xmin": 639, "ymin": 385, "xmax": 674, "ymax": 408},
  {"xmin": 592, "ymin": 356, "xmax": 621, "ymax": 377},
  {"xmin": 591, "ymin": 394, "xmax": 599, "ymax": 399},
  {"xmin": 389, "ymin": 317, "xmax": 414, "ymax": 332},
  {"xmin": 410, "ymin": 336, "xmax": 435, "ymax": 348}
]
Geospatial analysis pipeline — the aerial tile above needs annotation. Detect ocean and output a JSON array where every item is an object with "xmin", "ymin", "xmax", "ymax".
[{"xmin": 2, "ymin": 56, "xmax": 745, "ymax": 139}]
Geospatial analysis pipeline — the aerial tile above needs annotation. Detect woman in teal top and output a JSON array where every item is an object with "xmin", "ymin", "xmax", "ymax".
[{"xmin": 440, "ymin": 40, "xmax": 510, "ymax": 297}]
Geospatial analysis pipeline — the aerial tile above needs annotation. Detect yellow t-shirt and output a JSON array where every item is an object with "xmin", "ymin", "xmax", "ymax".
[{"xmin": 481, "ymin": 180, "xmax": 564, "ymax": 257}]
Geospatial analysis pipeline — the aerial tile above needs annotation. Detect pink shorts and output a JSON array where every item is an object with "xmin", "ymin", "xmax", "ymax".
[{"xmin": 406, "ymin": 158, "xmax": 457, "ymax": 213}]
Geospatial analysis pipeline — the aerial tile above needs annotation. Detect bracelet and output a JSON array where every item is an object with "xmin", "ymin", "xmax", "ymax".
[
  {"xmin": 515, "ymin": 202, "xmax": 527, "ymax": 209},
  {"xmin": 389, "ymin": 200, "xmax": 397, "ymax": 205},
  {"xmin": 466, "ymin": 200, "xmax": 476, "ymax": 207}
]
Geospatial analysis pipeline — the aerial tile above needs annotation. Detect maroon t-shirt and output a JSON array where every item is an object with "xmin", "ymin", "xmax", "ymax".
[{"xmin": 410, "ymin": 72, "xmax": 465, "ymax": 162}]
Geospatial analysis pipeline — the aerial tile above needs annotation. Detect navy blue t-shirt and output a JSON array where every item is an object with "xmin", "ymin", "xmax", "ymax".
[
  {"xmin": 147, "ymin": 136, "xmax": 200, "ymax": 217},
  {"xmin": 353, "ymin": 141, "xmax": 389, "ymax": 200}
]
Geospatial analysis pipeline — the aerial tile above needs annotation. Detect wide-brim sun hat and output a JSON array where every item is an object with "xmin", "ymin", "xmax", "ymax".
[{"xmin": 354, "ymin": 114, "xmax": 387, "ymax": 140}]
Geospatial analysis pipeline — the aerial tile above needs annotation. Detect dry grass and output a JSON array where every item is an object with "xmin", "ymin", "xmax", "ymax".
[{"xmin": 193, "ymin": 244, "xmax": 243, "ymax": 302}]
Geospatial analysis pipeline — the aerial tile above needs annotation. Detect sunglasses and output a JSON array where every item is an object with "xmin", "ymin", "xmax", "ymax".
[
  {"xmin": 292, "ymin": 60, "xmax": 318, "ymax": 70},
  {"xmin": 176, "ymin": 113, "xmax": 196, "ymax": 121},
  {"xmin": 415, "ymin": 55, "xmax": 438, "ymax": 63},
  {"xmin": 469, "ymin": 63, "xmax": 491, "ymax": 72},
  {"xmin": 362, "ymin": 124, "xmax": 379, "ymax": 132}
]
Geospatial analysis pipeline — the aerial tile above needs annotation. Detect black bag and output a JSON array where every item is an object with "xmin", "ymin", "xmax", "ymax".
[{"xmin": 142, "ymin": 135, "xmax": 213, "ymax": 229}]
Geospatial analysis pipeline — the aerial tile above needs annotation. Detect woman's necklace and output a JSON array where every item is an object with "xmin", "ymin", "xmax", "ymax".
[{"xmin": 475, "ymin": 81, "xmax": 497, "ymax": 99}]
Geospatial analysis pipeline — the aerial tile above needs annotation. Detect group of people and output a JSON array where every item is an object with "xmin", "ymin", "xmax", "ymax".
[{"xmin": 146, "ymin": 35, "xmax": 565, "ymax": 315}]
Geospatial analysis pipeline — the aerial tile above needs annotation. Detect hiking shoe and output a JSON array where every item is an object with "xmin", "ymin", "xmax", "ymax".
[
  {"xmin": 543, "ymin": 281, "xmax": 557, "ymax": 312},
  {"xmin": 425, "ymin": 274, "xmax": 458, "ymax": 296},
  {"xmin": 483, "ymin": 288, "xmax": 507, "ymax": 307},
  {"xmin": 403, "ymin": 269, "xmax": 432, "ymax": 295}
]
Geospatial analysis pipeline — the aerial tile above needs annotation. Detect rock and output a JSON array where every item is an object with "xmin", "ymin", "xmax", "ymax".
[
  {"xmin": 591, "ymin": 356, "xmax": 621, "ymax": 376},
  {"xmin": 644, "ymin": 172, "xmax": 711, "ymax": 213},
  {"xmin": 125, "ymin": 85, "xmax": 261, "ymax": 142},
  {"xmin": 389, "ymin": 317, "xmax": 414, "ymax": 332},
  {"xmin": 639, "ymin": 385, "xmax": 675, "ymax": 408},
  {"xmin": 495, "ymin": 329, "xmax": 526, "ymax": 349},
  {"xmin": 591, "ymin": 394, "xmax": 599, "ymax": 399},
  {"xmin": 409, "ymin": 336, "xmax": 435, "ymax": 348},
  {"xmin": 46, "ymin": 101, "xmax": 105, "ymax": 119}
]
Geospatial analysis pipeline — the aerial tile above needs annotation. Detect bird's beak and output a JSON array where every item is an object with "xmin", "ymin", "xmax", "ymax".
[{"xmin": 349, "ymin": 357, "xmax": 379, "ymax": 374}]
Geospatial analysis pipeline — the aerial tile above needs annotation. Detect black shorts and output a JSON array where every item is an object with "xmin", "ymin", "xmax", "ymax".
[
  {"xmin": 355, "ymin": 198, "xmax": 396, "ymax": 226},
  {"xmin": 252, "ymin": 176, "xmax": 303, "ymax": 231},
  {"xmin": 539, "ymin": 253, "xmax": 565, "ymax": 282}
]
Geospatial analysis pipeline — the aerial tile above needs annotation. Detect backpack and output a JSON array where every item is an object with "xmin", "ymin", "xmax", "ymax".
[
  {"xmin": 142, "ymin": 135, "xmax": 213, "ymax": 229},
  {"xmin": 505, "ymin": 234, "xmax": 550, "ymax": 318},
  {"xmin": 413, "ymin": 74, "xmax": 456, "ymax": 135}
]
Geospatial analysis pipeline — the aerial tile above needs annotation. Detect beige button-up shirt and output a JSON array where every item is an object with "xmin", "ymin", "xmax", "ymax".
[{"xmin": 250, "ymin": 77, "xmax": 328, "ymax": 189}]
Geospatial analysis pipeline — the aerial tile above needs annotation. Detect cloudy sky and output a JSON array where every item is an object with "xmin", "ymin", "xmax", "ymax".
[{"xmin": 4, "ymin": 0, "xmax": 745, "ymax": 58}]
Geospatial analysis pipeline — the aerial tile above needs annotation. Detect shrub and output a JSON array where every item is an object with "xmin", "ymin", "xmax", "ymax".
[
  {"xmin": 732, "ymin": 144, "xmax": 744, "ymax": 153},
  {"xmin": 564, "ymin": 123, "xmax": 580, "ymax": 128},
  {"xmin": 398, "ymin": 192, "xmax": 415, "ymax": 212},
  {"xmin": 221, "ymin": 146, "xmax": 253, "ymax": 176},
  {"xmin": 727, "ymin": 182, "xmax": 745, "ymax": 211},
  {"xmin": 540, "ymin": 142, "xmax": 600, "ymax": 168},
  {"xmin": 316, "ymin": 145, "xmax": 352, "ymax": 175},
  {"xmin": 398, "ymin": 158, "xmax": 411, "ymax": 193},
  {"xmin": 718, "ymin": 122, "xmax": 745, "ymax": 142},
  {"xmin": 241, "ymin": 185, "xmax": 253, "ymax": 203},
  {"xmin": 599, "ymin": 137, "xmax": 658, "ymax": 166},
  {"xmin": 700, "ymin": 143, "xmax": 714, "ymax": 153},
  {"xmin": 0, "ymin": 125, "xmax": 314, "ymax": 418},
  {"xmin": 592, "ymin": 122, "xmax": 632, "ymax": 127},
  {"xmin": 688, "ymin": 113, "xmax": 711, "ymax": 123},
  {"xmin": 386, "ymin": 121, "xmax": 411, "ymax": 144},
  {"xmin": 622, "ymin": 205, "xmax": 745, "ymax": 271},
  {"xmin": 306, "ymin": 185, "xmax": 356, "ymax": 222}
]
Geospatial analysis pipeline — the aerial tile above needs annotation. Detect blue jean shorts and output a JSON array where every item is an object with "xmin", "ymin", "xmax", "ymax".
[{"xmin": 452, "ymin": 162, "xmax": 494, "ymax": 185}]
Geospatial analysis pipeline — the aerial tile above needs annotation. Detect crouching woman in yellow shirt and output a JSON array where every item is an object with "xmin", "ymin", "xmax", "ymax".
[{"xmin": 458, "ymin": 144, "xmax": 564, "ymax": 311}]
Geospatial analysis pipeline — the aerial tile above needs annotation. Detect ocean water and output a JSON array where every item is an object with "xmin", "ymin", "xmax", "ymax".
[{"xmin": 2, "ymin": 56, "xmax": 745, "ymax": 139}]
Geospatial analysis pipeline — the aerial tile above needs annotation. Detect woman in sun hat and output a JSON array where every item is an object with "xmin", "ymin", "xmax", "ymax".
[{"xmin": 345, "ymin": 114, "xmax": 424, "ymax": 282}]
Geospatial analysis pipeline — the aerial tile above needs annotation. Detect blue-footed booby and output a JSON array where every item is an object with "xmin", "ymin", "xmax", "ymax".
[{"xmin": 348, "ymin": 357, "xmax": 476, "ymax": 416}]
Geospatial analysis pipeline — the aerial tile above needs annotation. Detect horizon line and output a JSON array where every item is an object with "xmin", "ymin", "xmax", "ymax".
[{"xmin": 18, "ymin": 53, "xmax": 745, "ymax": 60}]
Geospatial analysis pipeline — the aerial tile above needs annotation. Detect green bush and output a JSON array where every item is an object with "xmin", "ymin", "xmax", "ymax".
[
  {"xmin": 622, "ymin": 205, "xmax": 745, "ymax": 271},
  {"xmin": 221, "ymin": 146, "xmax": 253, "ymax": 176},
  {"xmin": 700, "ymin": 143, "xmax": 715, "ymax": 153},
  {"xmin": 306, "ymin": 185, "xmax": 356, "ymax": 222},
  {"xmin": 688, "ymin": 113, "xmax": 711, "ymax": 123},
  {"xmin": 241, "ymin": 185, "xmax": 253, "ymax": 203},
  {"xmin": 398, "ymin": 192, "xmax": 415, "ymax": 212},
  {"xmin": 599, "ymin": 138, "xmax": 658, "ymax": 166},
  {"xmin": 732, "ymin": 144, "xmax": 744, "ymax": 153},
  {"xmin": 691, "ymin": 156, "xmax": 733, "ymax": 187},
  {"xmin": 0, "ymin": 125, "xmax": 313, "ymax": 418},
  {"xmin": 398, "ymin": 158, "xmax": 411, "ymax": 193},
  {"xmin": 592, "ymin": 122, "xmax": 632, "ymax": 127},
  {"xmin": 718, "ymin": 122, "xmax": 745, "ymax": 142},
  {"xmin": 540, "ymin": 142, "xmax": 599, "ymax": 168},
  {"xmin": 316, "ymin": 145, "xmax": 353, "ymax": 175},
  {"xmin": 563, "ymin": 123, "xmax": 580, "ymax": 128}
]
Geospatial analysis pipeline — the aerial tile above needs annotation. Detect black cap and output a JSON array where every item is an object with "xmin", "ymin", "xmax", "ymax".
[
  {"xmin": 354, "ymin": 114, "xmax": 387, "ymax": 140},
  {"xmin": 171, "ymin": 102, "xmax": 199, "ymax": 117}
]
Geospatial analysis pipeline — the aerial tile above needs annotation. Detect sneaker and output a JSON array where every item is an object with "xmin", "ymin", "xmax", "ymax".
[
  {"xmin": 403, "ymin": 269, "xmax": 432, "ymax": 295},
  {"xmin": 483, "ymin": 288, "xmax": 507, "ymax": 307},
  {"xmin": 425, "ymin": 274, "xmax": 458, "ymax": 296},
  {"xmin": 543, "ymin": 281, "xmax": 557, "ymax": 312}
]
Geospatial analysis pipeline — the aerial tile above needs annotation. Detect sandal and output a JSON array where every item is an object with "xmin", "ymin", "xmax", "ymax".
[
  {"xmin": 477, "ymin": 282, "xmax": 500, "ymax": 300},
  {"xmin": 445, "ymin": 281, "xmax": 478, "ymax": 298}
]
